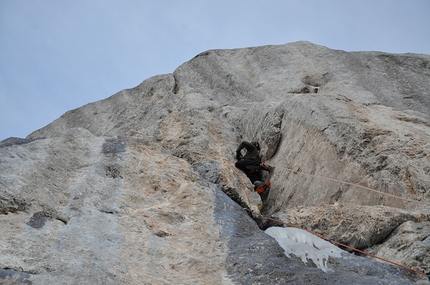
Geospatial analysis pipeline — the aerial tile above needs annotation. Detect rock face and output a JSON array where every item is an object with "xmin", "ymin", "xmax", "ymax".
[{"xmin": 1, "ymin": 41, "xmax": 429, "ymax": 284}]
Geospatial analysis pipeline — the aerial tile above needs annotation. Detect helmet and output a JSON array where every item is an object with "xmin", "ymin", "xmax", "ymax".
[{"xmin": 251, "ymin": 141, "xmax": 260, "ymax": 151}]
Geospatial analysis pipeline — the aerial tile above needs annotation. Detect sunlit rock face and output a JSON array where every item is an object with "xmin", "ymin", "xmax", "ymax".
[{"xmin": 1, "ymin": 41, "xmax": 429, "ymax": 284}]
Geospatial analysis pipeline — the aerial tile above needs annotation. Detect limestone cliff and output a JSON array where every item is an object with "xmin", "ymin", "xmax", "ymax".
[{"xmin": 1, "ymin": 42, "xmax": 429, "ymax": 284}]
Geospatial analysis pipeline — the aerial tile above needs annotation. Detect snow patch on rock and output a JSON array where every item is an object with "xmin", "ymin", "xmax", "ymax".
[{"xmin": 265, "ymin": 227, "xmax": 343, "ymax": 272}]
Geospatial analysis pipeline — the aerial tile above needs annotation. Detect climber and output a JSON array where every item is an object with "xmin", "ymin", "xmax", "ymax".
[{"xmin": 234, "ymin": 141, "xmax": 274, "ymax": 200}]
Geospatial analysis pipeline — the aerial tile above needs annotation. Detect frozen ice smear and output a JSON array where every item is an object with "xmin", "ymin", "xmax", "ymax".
[{"xmin": 265, "ymin": 227, "xmax": 344, "ymax": 272}]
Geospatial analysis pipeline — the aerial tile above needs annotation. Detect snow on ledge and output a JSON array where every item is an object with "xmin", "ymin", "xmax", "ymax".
[{"xmin": 265, "ymin": 227, "xmax": 344, "ymax": 272}]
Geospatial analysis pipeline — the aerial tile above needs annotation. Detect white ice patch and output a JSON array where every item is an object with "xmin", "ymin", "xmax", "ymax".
[{"xmin": 265, "ymin": 227, "xmax": 343, "ymax": 272}]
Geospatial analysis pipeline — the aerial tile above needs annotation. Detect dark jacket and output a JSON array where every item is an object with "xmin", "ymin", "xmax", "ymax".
[{"xmin": 236, "ymin": 141, "xmax": 260, "ymax": 161}]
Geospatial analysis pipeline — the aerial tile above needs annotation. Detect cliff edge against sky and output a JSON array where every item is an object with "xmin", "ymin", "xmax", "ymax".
[{"xmin": 1, "ymin": 41, "xmax": 430, "ymax": 284}]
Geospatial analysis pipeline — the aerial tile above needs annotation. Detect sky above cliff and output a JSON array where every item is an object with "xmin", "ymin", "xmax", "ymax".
[{"xmin": 1, "ymin": 0, "xmax": 429, "ymax": 140}]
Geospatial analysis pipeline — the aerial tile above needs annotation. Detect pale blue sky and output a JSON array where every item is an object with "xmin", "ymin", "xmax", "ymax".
[{"xmin": 1, "ymin": 0, "xmax": 429, "ymax": 140}]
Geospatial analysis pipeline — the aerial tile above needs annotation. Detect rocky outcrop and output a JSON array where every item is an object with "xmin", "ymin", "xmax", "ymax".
[{"xmin": 1, "ymin": 41, "xmax": 429, "ymax": 284}]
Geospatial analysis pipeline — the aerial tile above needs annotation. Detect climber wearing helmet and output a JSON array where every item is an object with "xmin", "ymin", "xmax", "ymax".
[{"xmin": 234, "ymin": 141, "xmax": 274, "ymax": 200}]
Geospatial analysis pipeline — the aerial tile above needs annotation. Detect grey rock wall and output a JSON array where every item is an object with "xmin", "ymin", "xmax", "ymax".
[{"xmin": 1, "ymin": 41, "xmax": 429, "ymax": 284}]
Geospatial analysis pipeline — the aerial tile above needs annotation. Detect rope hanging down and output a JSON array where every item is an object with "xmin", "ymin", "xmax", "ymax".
[{"xmin": 265, "ymin": 217, "xmax": 430, "ymax": 281}]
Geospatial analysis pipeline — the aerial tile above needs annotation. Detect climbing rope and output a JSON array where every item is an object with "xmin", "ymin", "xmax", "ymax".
[
  {"xmin": 264, "ymin": 217, "xmax": 430, "ymax": 281},
  {"xmin": 284, "ymin": 167, "xmax": 430, "ymax": 206},
  {"xmin": 218, "ymin": 155, "xmax": 429, "ymax": 280},
  {"xmin": 225, "ymin": 158, "xmax": 429, "ymax": 209}
]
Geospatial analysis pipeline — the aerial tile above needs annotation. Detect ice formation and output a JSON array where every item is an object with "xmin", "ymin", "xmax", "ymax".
[{"xmin": 265, "ymin": 227, "xmax": 344, "ymax": 272}]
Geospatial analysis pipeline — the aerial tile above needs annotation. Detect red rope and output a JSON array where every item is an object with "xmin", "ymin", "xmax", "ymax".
[
  {"xmin": 265, "ymin": 217, "xmax": 429, "ymax": 279},
  {"xmin": 285, "ymin": 168, "xmax": 430, "ymax": 206},
  {"xmin": 221, "ymin": 156, "xmax": 429, "ymax": 279}
]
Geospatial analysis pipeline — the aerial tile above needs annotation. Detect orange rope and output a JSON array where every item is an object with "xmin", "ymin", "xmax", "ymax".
[
  {"xmin": 218, "ymin": 155, "xmax": 428, "ymax": 279},
  {"xmin": 265, "ymin": 217, "xmax": 429, "ymax": 279},
  {"xmin": 285, "ymin": 168, "xmax": 430, "ymax": 206}
]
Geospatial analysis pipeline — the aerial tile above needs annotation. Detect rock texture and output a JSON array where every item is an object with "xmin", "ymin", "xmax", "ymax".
[{"xmin": 1, "ymin": 41, "xmax": 429, "ymax": 284}]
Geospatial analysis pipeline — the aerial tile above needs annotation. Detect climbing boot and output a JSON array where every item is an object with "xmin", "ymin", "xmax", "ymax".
[{"xmin": 254, "ymin": 180, "xmax": 265, "ymax": 191}]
